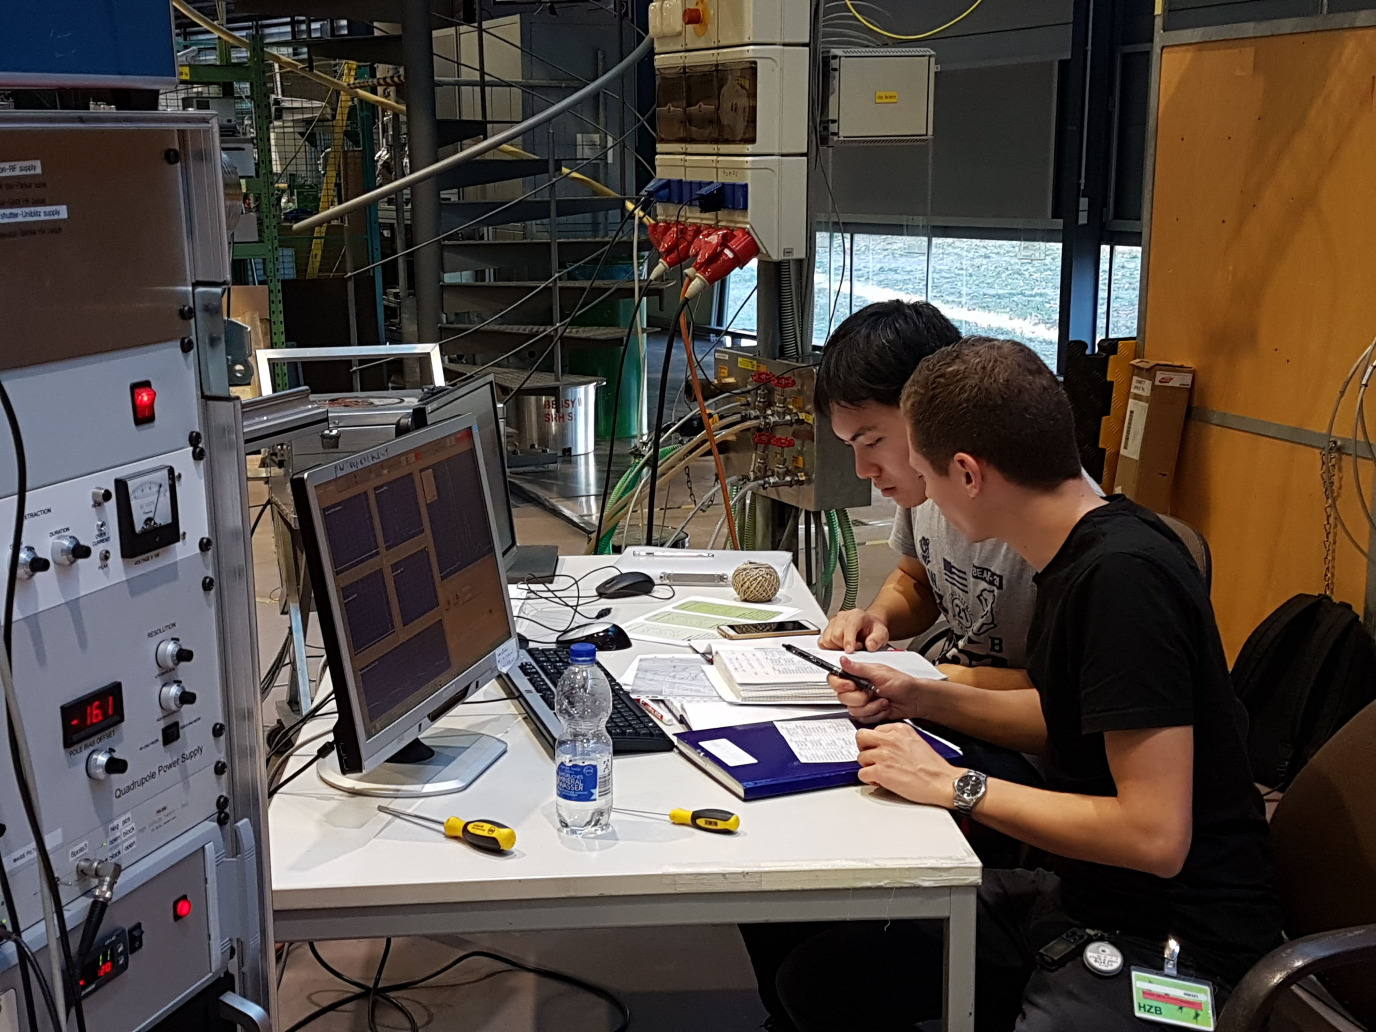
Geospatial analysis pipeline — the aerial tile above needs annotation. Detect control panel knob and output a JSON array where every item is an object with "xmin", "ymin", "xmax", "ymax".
[
  {"xmin": 86, "ymin": 749, "xmax": 128, "ymax": 781},
  {"xmin": 51, "ymin": 536, "xmax": 93, "ymax": 565},
  {"xmin": 16, "ymin": 546, "xmax": 50, "ymax": 579},
  {"xmin": 159, "ymin": 682, "xmax": 197, "ymax": 713},
  {"xmin": 155, "ymin": 638, "xmax": 195, "ymax": 672}
]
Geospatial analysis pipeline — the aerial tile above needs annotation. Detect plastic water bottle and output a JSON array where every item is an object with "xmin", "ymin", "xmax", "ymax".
[{"xmin": 554, "ymin": 642, "xmax": 613, "ymax": 836}]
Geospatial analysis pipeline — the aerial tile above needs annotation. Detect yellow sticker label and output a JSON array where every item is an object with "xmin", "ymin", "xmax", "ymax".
[
  {"xmin": 178, "ymin": 65, "xmax": 191, "ymax": 81},
  {"xmin": 717, "ymin": 366, "xmax": 730, "ymax": 380},
  {"xmin": 801, "ymin": 412, "xmax": 814, "ymax": 425},
  {"xmin": 793, "ymin": 455, "xmax": 806, "ymax": 469},
  {"xmin": 738, "ymin": 357, "xmax": 758, "ymax": 371},
  {"xmin": 875, "ymin": 91, "xmax": 899, "ymax": 104}
]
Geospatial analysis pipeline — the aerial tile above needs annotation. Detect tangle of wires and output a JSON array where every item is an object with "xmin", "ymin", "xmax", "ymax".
[
  {"xmin": 1322, "ymin": 334, "xmax": 1376, "ymax": 565},
  {"xmin": 511, "ymin": 565, "xmax": 674, "ymax": 643},
  {"xmin": 0, "ymin": 378, "xmax": 88, "ymax": 1032},
  {"xmin": 283, "ymin": 938, "xmax": 630, "ymax": 1032}
]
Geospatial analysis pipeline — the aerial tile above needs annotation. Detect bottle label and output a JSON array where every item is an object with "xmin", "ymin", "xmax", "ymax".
[{"xmin": 557, "ymin": 761, "xmax": 600, "ymax": 802}]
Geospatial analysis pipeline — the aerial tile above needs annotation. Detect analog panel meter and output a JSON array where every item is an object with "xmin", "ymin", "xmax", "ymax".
[{"xmin": 114, "ymin": 465, "xmax": 180, "ymax": 558}]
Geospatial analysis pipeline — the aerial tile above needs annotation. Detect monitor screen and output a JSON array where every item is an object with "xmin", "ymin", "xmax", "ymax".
[
  {"xmin": 294, "ymin": 417, "xmax": 516, "ymax": 772},
  {"xmin": 415, "ymin": 379, "xmax": 516, "ymax": 560}
]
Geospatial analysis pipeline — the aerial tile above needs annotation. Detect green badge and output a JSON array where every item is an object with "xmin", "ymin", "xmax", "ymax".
[{"xmin": 1130, "ymin": 968, "xmax": 1216, "ymax": 1029}]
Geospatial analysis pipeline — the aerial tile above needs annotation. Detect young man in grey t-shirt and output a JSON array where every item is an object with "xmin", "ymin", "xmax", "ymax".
[{"xmin": 814, "ymin": 299, "xmax": 1038, "ymax": 689}]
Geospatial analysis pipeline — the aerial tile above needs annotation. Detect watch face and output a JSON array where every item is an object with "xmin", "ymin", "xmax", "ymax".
[{"xmin": 956, "ymin": 772, "xmax": 984, "ymax": 794}]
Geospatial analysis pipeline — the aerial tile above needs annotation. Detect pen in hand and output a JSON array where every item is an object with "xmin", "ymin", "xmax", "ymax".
[{"xmin": 780, "ymin": 642, "xmax": 878, "ymax": 693}]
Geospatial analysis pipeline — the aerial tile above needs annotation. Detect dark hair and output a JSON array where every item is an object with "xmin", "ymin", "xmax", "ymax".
[
  {"xmin": 814, "ymin": 299, "xmax": 962, "ymax": 418},
  {"xmin": 901, "ymin": 336, "xmax": 1081, "ymax": 491}
]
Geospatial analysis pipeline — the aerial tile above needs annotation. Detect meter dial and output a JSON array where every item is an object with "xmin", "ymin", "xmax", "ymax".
[{"xmin": 114, "ymin": 466, "xmax": 181, "ymax": 558}]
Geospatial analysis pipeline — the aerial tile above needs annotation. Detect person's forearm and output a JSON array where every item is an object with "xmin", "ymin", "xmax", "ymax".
[
  {"xmin": 866, "ymin": 570, "xmax": 939, "ymax": 641},
  {"xmin": 972, "ymin": 779, "xmax": 1189, "ymax": 878},
  {"xmin": 915, "ymin": 682, "xmax": 1047, "ymax": 754},
  {"xmin": 938, "ymin": 665, "xmax": 1034, "ymax": 692}
]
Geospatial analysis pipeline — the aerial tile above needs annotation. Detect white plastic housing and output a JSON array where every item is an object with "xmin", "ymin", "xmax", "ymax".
[
  {"xmin": 649, "ymin": 0, "xmax": 811, "ymax": 51},
  {"xmin": 655, "ymin": 45, "xmax": 810, "ymax": 157},
  {"xmin": 654, "ymin": 153, "xmax": 808, "ymax": 261}
]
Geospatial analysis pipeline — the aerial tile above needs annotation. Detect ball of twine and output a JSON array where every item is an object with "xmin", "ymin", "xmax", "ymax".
[{"xmin": 732, "ymin": 561, "xmax": 780, "ymax": 603}]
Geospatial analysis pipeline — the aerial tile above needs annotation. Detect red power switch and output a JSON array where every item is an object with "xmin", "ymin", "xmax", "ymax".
[
  {"xmin": 682, "ymin": 7, "xmax": 703, "ymax": 23},
  {"xmin": 173, "ymin": 895, "xmax": 192, "ymax": 921},
  {"xmin": 130, "ymin": 381, "xmax": 157, "ymax": 426}
]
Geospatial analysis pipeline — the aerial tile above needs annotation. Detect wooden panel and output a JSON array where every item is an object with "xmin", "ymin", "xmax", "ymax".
[
  {"xmin": 1174, "ymin": 420, "xmax": 1370, "ymax": 660},
  {"xmin": 1144, "ymin": 25, "xmax": 1376, "ymax": 650},
  {"xmin": 1146, "ymin": 28, "xmax": 1376, "ymax": 430}
]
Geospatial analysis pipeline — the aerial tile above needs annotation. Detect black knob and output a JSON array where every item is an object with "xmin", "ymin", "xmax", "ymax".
[
  {"xmin": 105, "ymin": 757, "xmax": 129, "ymax": 775},
  {"xmin": 179, "ymin": 689, "xmax": 198, "ymax": 706},
  {"xmin": 28, "ymin": 557, "xmax": 50, "ymax": 574},
  {"xmin": 70, "ymin": 543, "xmax": 92, "ymax": 560},
  {"xmin": 175, "ymin": 647, "xmax": 195, "ymax": 664}
]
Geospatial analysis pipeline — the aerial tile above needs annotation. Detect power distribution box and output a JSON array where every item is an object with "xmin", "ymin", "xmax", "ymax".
[{"xmin": 825, "ymin": 48, "xmax": 936, "ymax": 144}]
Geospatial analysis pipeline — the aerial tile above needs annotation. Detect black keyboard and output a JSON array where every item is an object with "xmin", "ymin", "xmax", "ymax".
[{"xmin": 502, "ymin": 647, "xmax": 673, "ymax": 754}]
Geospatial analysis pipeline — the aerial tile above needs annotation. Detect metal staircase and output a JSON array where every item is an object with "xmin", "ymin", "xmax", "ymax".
[{"xmin": 215, "ymin": 0, "xmax": 656, "ymax": 447}]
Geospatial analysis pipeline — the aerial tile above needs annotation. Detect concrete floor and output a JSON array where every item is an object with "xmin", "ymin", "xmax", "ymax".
[{"xmin": 253, "ymin": 457, "xmax": 902, "ymax": 1032}]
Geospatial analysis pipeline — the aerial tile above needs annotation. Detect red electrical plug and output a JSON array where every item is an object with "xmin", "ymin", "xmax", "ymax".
[
  {"xmin": 684, "ymin": 227, "xmax": 760, "ymax": 299},
  {"xmin": 647, "ymin": 221, "xmax": 703, "ymax": 281}
]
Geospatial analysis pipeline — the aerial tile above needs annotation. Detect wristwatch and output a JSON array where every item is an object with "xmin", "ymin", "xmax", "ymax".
[{"xmin": 952, "ymin": 770, "xmax": 988, "ymax": 816}]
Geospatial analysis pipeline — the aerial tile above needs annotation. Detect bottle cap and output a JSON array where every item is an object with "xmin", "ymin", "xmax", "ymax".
[{"xmin": 569, "ymin": 642, "xmax": 596, "ymax": 663}]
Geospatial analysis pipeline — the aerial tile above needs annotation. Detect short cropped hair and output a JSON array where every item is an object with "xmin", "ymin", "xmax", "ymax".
[
  {"xmin": 814, "ymin": 299, "xmax": 962, "ymax": 418},
  {"xmin": 901, "ymin": 337, "xmax": 1082, "ymax": 491}
]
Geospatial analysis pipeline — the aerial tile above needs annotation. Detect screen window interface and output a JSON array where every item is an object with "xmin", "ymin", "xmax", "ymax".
[{"xmin": 315, "ymin": 428, "xmax": 508, "ymax": 737}]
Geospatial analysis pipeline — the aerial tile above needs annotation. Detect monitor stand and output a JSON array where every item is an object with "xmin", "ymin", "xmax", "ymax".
[{"xmin": 316, "ymin": 729, "xmax": 507, "ymax": 798}]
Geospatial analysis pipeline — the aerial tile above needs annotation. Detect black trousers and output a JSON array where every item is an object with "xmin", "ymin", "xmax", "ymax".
[{"xmin": 744, "ymin": 869, "xmax": 1231, "ymax": 1032}]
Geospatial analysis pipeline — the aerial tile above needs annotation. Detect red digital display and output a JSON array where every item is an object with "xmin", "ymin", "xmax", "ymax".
[{"xmin": 61, "ymin": 682, "xmax": 125, "ymax": 749}]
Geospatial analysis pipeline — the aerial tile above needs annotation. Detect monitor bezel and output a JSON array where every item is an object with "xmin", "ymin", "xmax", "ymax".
[{"xmin": 291, "ymin": 413, "xmax": 518, "ymax": 775}]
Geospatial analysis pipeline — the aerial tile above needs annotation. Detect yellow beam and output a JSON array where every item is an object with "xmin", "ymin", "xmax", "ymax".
[{"xmin": 307, "ymin": 62, "xmax": 358, "ymax": 278}]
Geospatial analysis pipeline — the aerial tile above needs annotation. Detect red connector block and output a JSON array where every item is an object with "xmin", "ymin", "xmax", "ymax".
[
  {"xmin": 684, "ymin": 227, "xmax": 760, "ymax": 299},
  {"xmin": 647, "ymin": 221, "xmax": 703, "ymax": 281}
]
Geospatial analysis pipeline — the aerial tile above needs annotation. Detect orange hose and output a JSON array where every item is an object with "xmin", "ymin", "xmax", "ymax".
[{"xmin": 679, "ymin": 286, "xmax": 741, "ymax": 549}]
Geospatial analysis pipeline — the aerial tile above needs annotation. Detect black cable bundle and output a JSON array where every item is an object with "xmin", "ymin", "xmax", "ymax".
[{"xmin": 643, "ymin": 295, "xmax": 692, "ymax": 546}]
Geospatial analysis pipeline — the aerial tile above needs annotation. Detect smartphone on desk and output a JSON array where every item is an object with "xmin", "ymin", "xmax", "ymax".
[{"xmin": 717, "ymin": 619, "xmax": 818, "ymax": 640}]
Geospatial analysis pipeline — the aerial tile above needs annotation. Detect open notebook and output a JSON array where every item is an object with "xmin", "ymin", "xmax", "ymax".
[{"xmin": 710, "ymin": 645, "xmax": 946, "ymax": 705}]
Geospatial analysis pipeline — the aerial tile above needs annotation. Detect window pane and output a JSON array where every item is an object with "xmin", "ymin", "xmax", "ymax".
[
  {"xmin": 814, "ymin": 230, "xmax": 931, "ymax": 346},
  {"xmin": 1107, "ymin": 245, "xmax": 1141, "ymax": 339},
  {"xmin": 1098, "ymin": 244, "xmax": 1112, "ymax": 342},
  {"xmin": 929, "ymin": 237, "xmax": 1061, "ymax": 369},
  {"xmin": 724, "ymin": 258, "xmax": 758, "ymax": 335}
]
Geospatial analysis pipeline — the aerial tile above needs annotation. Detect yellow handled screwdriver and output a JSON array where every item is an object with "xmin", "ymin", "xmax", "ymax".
[
  {"xmin": 613, "ymin": 806, "xmax": 740, "ymax": 834},
  {"xmin": 377, "ymin": 805, "xmax": 517, "ymax": 853}
]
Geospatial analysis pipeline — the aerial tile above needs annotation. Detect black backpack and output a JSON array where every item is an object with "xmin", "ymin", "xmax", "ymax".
[{"xmin": 1232, "ymin": 593, "xmax": 1376, "ymax": 790}]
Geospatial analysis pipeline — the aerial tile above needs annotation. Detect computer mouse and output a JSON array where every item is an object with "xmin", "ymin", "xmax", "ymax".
[
  {"xmin": 555, "ymin": 622, "xmax": 633, "ymax": 652},
  {"xmin": 595, "ymin": 571, "xmax": 658, "ymax": 599}
]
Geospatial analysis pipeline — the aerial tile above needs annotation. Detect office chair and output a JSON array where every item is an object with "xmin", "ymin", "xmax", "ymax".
[
  {"xmin": 1217, "ymin": 699, "xmax": 1376, "ymax": 1031},
  {"xmin": 1159, "ymin": 513, "xmax": 1212, "ymax": 592}
]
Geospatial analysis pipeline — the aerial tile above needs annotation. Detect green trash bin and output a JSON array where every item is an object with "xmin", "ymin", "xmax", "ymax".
[{"xmin": 566, "ymin": 257, "xmax": 644, "ymax": 440}]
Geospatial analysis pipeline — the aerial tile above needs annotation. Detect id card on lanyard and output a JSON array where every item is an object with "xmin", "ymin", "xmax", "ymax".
[{"xmin": 1129, "ymin": 937, "xmax": 1216, "ymax": 1030}]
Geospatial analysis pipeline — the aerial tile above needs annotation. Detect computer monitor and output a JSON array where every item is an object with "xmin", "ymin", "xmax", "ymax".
[
  {"xmin": 291, "ymin": 376, "xmax": 517, "ymax": 560},
  {"xmin": 292, "ymin": 415, "xmax": 518, "ymax": 797}
]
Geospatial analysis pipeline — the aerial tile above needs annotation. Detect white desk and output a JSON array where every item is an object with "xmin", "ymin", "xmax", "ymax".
[{"xmin": 269, "ymin": 556, "xmax": 982, "ymax": 1030}]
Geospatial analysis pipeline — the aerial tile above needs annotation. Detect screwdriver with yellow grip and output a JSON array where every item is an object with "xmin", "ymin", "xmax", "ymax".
[
  {"xmin": 613, "ymin": 806, "xmax": 740, "ymax": 834},
  {"xmin": 377, "ymin": 805, "xmax": 517, "ymax": 853}
]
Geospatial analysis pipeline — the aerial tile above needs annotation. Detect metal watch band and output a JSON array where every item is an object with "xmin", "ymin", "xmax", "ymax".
[{"xmin": 953, "ymin": 770, "xmax": 988, "ymax": 816}]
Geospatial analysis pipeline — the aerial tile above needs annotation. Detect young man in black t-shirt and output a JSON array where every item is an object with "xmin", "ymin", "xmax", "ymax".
[{"xmin": 769, "ymin": 338, "xmax": 1281, "ymax": 1031}]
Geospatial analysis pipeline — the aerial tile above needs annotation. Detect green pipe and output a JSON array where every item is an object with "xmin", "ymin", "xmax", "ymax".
[
  {"xmin": 835, "ymin": 508, "xmax": 860, "ymax": 611},
  {"xmin": 595, "ymin": 445, "xmax": 684, "ymax": 554}
]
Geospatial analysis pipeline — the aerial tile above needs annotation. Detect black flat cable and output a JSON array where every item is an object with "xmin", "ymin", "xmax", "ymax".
[
  {"xmin": 0, "ymin": 928, "xmax": 63, "ymax": 1032},
  {"xmin": 0, "ymin": 379, "xmax": 88, "ymax": 1032},
  {"xmin": 644, "ymin": 295, "xmax": 692, "ymax": 547},
  {"xmin": 0, "ymin": 824, "xmax": 39, "ymax": 1032},
  {"xmin": 287, "ymin": 943, "xmax": 630, "ymax": 1032}
]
